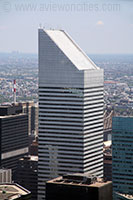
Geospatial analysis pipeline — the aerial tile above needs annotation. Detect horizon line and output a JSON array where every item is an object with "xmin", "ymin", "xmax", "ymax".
[{"xmin": 0, "ymin": 52, "xmax": 133, "ymax": 55}]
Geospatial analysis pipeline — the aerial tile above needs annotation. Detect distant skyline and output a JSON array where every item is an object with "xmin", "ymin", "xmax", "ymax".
[{"xmin": 0, "ymin": 0, "xmax": 133, "ymax": 54}]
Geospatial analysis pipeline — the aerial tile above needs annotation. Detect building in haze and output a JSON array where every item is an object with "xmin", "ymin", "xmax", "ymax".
[
  {"xmin": 112, "ymin": 116, "xmax": 133, "ymax": 200},
  {"xmin": 38, "ymin": 29, "xmax": 104, "ymax": 199}
]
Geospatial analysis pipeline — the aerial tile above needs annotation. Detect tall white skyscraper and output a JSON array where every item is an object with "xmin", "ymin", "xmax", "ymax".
[{"xmin": 38, "ymin": 29, "xmax": 104, "ymax": 200}]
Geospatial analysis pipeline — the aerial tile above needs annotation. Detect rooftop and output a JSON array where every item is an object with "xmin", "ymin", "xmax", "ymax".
[
  {"xmin": 44, "ymin": 29, "xmax": 99, "ymax": 71},
  {"xmin": 47, "ymin": 173, "xmax": 111, "ymax": 188},
  {"xmin": 0, "ymin": 183, "xmax": 31, "ymax": 200},
  {"xmin": 103, "ymin": 140, "xmax": 112, "ymax": 147},
  {"xmin": 20, "ymin": 155, "xmax": 38, "ymax": 161},
  {"xmin": 116, "ymin": 192, "xmax": 133, "ymax": 200},
  {"xmin": 0, "ymin": 113, "xmax": 26, "ymax": 119},
  {"xmin": 0, "ymin": 169, "xmax": 11, "ymax": 173}
]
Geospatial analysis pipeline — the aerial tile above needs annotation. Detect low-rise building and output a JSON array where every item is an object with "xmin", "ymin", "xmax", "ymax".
[
  {"xmin": 46, "ymin": 173, "xmax": 112, "ymax": 200},
  {"xmin": 0, "ymin": 183, "xmax": 31, "ymax": 200}
]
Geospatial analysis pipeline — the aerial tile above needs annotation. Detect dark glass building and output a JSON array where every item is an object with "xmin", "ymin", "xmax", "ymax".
[
  {"xmin": 16, "ymin": 155, "xmax": 38, "ymax": 200},
  {"xmin": 112, "ymin": 116, "xmax": 133, "ymax": 199},
  {"xmin": 0, "ymin": 105, "xmax": 29, "ymax": 178}
]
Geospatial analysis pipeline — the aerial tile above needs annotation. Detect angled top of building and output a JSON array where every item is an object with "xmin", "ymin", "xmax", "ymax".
[
  {"xmin": 39, "ymin": 29, "xmax": 103, "ymax": 87},
  {"xmin": 44, "ymin": 29, "xmax": 99, "ymax": 71}
]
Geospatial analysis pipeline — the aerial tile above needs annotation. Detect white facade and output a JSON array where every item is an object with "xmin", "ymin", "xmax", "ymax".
[{"xmin": 38, "ymin": 29, "xmax": 104, "ymax": 200}]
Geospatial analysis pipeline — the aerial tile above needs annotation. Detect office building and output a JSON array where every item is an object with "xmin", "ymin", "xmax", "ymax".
[
  {"xmin": 38, "ymin": 29, "xmax": 104, "ymax": 199},
  {"xmin": 0, "ymin": 183, "xmax": 31, "ymax": 199},
  {"xmin": 103, "ymin": 141, "xmax": 112, "ymax": 181},
  {"xmin": 30, "ymin": 103, "xmax": 38, "ymax": 136},
  {"xmin": 103, "ymin": 108, "xmax": 113, "ymax": 141},
  {"xmin": 46, "ymin": 173, "xmax": 112, "ymax": 200},
  {"xmin": 16, "ymin": 155, "xmax": 38, "ymax": 200},
  {"xmin": 29, "ymin": 137, "xmax": 38, "ymax": 156},
  {"xmin": 12, "ymin": 101, "xmax": 38, "ymax": 135},
  {"xmin": 0, "ymin": 101, "xmax": 38, "ymax": 135},
  {"xmin": 112, "ymin": 116, "xmax": 133, "ymax": 199},
  {"xmin": 0, "ymin": 169, "xmax": 12, "ymax": 184},
  {"xmin": 0, "ymin": 105, "xmax": 29, "ymax": 177},
  {"xmin": 104, "ymin": 129, "xmax": 112, "ymax": 141}
]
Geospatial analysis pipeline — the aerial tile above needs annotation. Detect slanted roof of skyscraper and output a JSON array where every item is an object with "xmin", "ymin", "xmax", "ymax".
[{"xmin": 44, "ymin": 29, "xmax": 99, "ymax": 71}]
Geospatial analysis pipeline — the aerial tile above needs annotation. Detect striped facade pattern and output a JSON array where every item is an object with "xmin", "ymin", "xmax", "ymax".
[
  {"xmin": 0, "ymin": 114, "xmax": 29, "ymax": 172},
  {"xmin": 38, "ymin": 86, "xmax": 103, "ymax": 199}
]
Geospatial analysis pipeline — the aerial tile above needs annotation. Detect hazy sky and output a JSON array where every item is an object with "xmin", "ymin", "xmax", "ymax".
[{"xmin": 0, "ymin": 0, "xmax": 133, "ymax": 54}]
